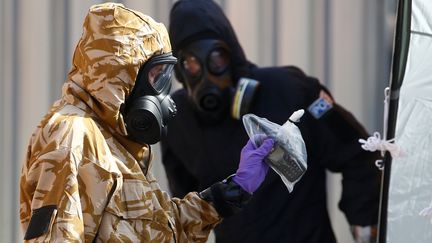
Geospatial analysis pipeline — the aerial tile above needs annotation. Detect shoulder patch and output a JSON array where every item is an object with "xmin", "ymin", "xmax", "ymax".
[
  {"xmin": 24, "ymin": 205, "xmax": 57, "ymax": 240},
  {"xmin": 308, "ymin": 97, "xmax": 333, "ymax": 119}
]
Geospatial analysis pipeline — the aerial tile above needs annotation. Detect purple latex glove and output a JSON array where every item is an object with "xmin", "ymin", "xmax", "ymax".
[{"xmin": 233, "ymin": 138, "xmax": 275, "ymax": 194}]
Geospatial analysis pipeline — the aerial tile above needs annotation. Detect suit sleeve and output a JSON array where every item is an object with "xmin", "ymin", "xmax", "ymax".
[
  {"xmin": 20, "ymin": 148, "xmax": 116, "ymax": 242},
  {"xmin": 145, "ymin": 166, "xmax": 221, "ymax": 243},
  {"xmin": 162, "ymin": 181, "xmax": 250, "ymax": 242},
  {"xmin": 316, "ymin": 101, "xmax": 381, "ymax": 226},
  {"xmin": 294, "ymin": 74, "xmax": 380, "ymax": 226},
  {"xmin": 309, "ymin": 86, "xmax": 380, "ymax": 226},
  {"xmin": 169, "ymin": 192, "xmax": 222, "ymax": 243}
]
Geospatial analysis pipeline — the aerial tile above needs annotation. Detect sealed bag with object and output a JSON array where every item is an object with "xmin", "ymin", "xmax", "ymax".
[{"xmin": 242, "ymin": 110, "xmax": 307, "ymax": 192}]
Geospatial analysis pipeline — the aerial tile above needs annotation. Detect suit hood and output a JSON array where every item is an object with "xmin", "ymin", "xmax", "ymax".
[
  {"xmin": 169, "ymin": 0, "xmax": 255, "ymax": 82},
  {"xmin": 62, "ymin": 3, "xmax": 172, "ymax": 136}
]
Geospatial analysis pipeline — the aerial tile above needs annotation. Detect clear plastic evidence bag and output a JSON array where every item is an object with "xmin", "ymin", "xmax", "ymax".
[{"xmin": 242, "ymin": 110, "xmax": 307, "ymax": 192}]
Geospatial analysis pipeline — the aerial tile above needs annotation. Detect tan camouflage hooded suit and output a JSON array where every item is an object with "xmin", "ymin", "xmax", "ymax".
[{"xmin": 20, "ymin": 3, "xmax": 221, "ymax": 242}]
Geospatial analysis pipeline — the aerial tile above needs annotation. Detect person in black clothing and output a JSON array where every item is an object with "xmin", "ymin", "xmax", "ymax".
[{"xmin": 161, "ymin": 0, "xmax": 381, "ymax": 242}]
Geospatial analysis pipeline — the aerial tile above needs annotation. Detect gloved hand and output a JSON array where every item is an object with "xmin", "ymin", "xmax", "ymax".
[
  {"xmin": 350, "ymin": 225, "xmax": 377, "ymax": 243},
  {"xmin": 232, "ymin": 138, "xmax": 274, "ymax": 194}
]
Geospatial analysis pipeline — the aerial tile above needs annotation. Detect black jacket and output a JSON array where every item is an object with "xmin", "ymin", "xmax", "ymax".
[{"xmin": 162, "ymin": 1, "xmax": 380, "ymax": 242}]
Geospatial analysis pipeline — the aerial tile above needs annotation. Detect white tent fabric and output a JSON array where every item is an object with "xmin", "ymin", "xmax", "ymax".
[{"xmin": 387, "ymin": 0, "xmax": 432, "ymax": 242}]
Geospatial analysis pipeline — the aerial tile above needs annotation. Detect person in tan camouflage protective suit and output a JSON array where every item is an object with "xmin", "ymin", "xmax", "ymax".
[{"xmin": 19, "ymin": 3, "xmax": 274, "ymax": 242}]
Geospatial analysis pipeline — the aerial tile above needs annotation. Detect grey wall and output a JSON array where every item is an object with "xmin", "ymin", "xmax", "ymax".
[{"xmin": 0, "ymin": 0, "xmax": 396, "ymax": 242}]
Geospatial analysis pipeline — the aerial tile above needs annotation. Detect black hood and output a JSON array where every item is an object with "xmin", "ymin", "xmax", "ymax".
[{"xmin": 169, "ymin": 0, "xmax": 256, "ymax": 83}]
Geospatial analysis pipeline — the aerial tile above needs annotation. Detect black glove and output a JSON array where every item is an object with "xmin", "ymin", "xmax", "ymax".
[{"xmin": 199, "ymin": 175, "xmax": 252, "ymax": 218}]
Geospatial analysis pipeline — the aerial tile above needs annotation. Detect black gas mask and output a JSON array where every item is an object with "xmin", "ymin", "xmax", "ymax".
[
  {"xmin": 177, "ymin": 39, "xmax": 259, "ymax": 124},
  {"xmin": 122, "ymin": 53, "xmax": 177, "ymax": 144}
]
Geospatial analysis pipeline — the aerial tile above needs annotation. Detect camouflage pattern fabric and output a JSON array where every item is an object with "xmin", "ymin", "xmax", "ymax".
[{"xmin": 20, "ymin": 3, "xmax": 221, "ymax": 242}]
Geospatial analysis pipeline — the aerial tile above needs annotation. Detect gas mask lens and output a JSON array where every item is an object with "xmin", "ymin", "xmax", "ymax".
[
  {"xmin": 182, "ymin": 54, "xmax": 202, "ymax": 79},
  {"xmin": 148, "ymin": 63, "xmax": 175, "ymax": 92},
  {"xmin": 207, "ymin": 48, "xmax": 230, "ymax": 74}
]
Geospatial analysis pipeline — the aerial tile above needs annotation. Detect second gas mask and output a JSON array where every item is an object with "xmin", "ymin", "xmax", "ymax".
[
  {"xmin": 178, "ymin": 39, "xmax": 259, "ymax": 124},
  {"xmin": 177, "ymin": 39, "xmax": 233, "ymax": 123},
  {"xmin": 122, "ymin": 53, "xmax": 177, "ymax": 144}
]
